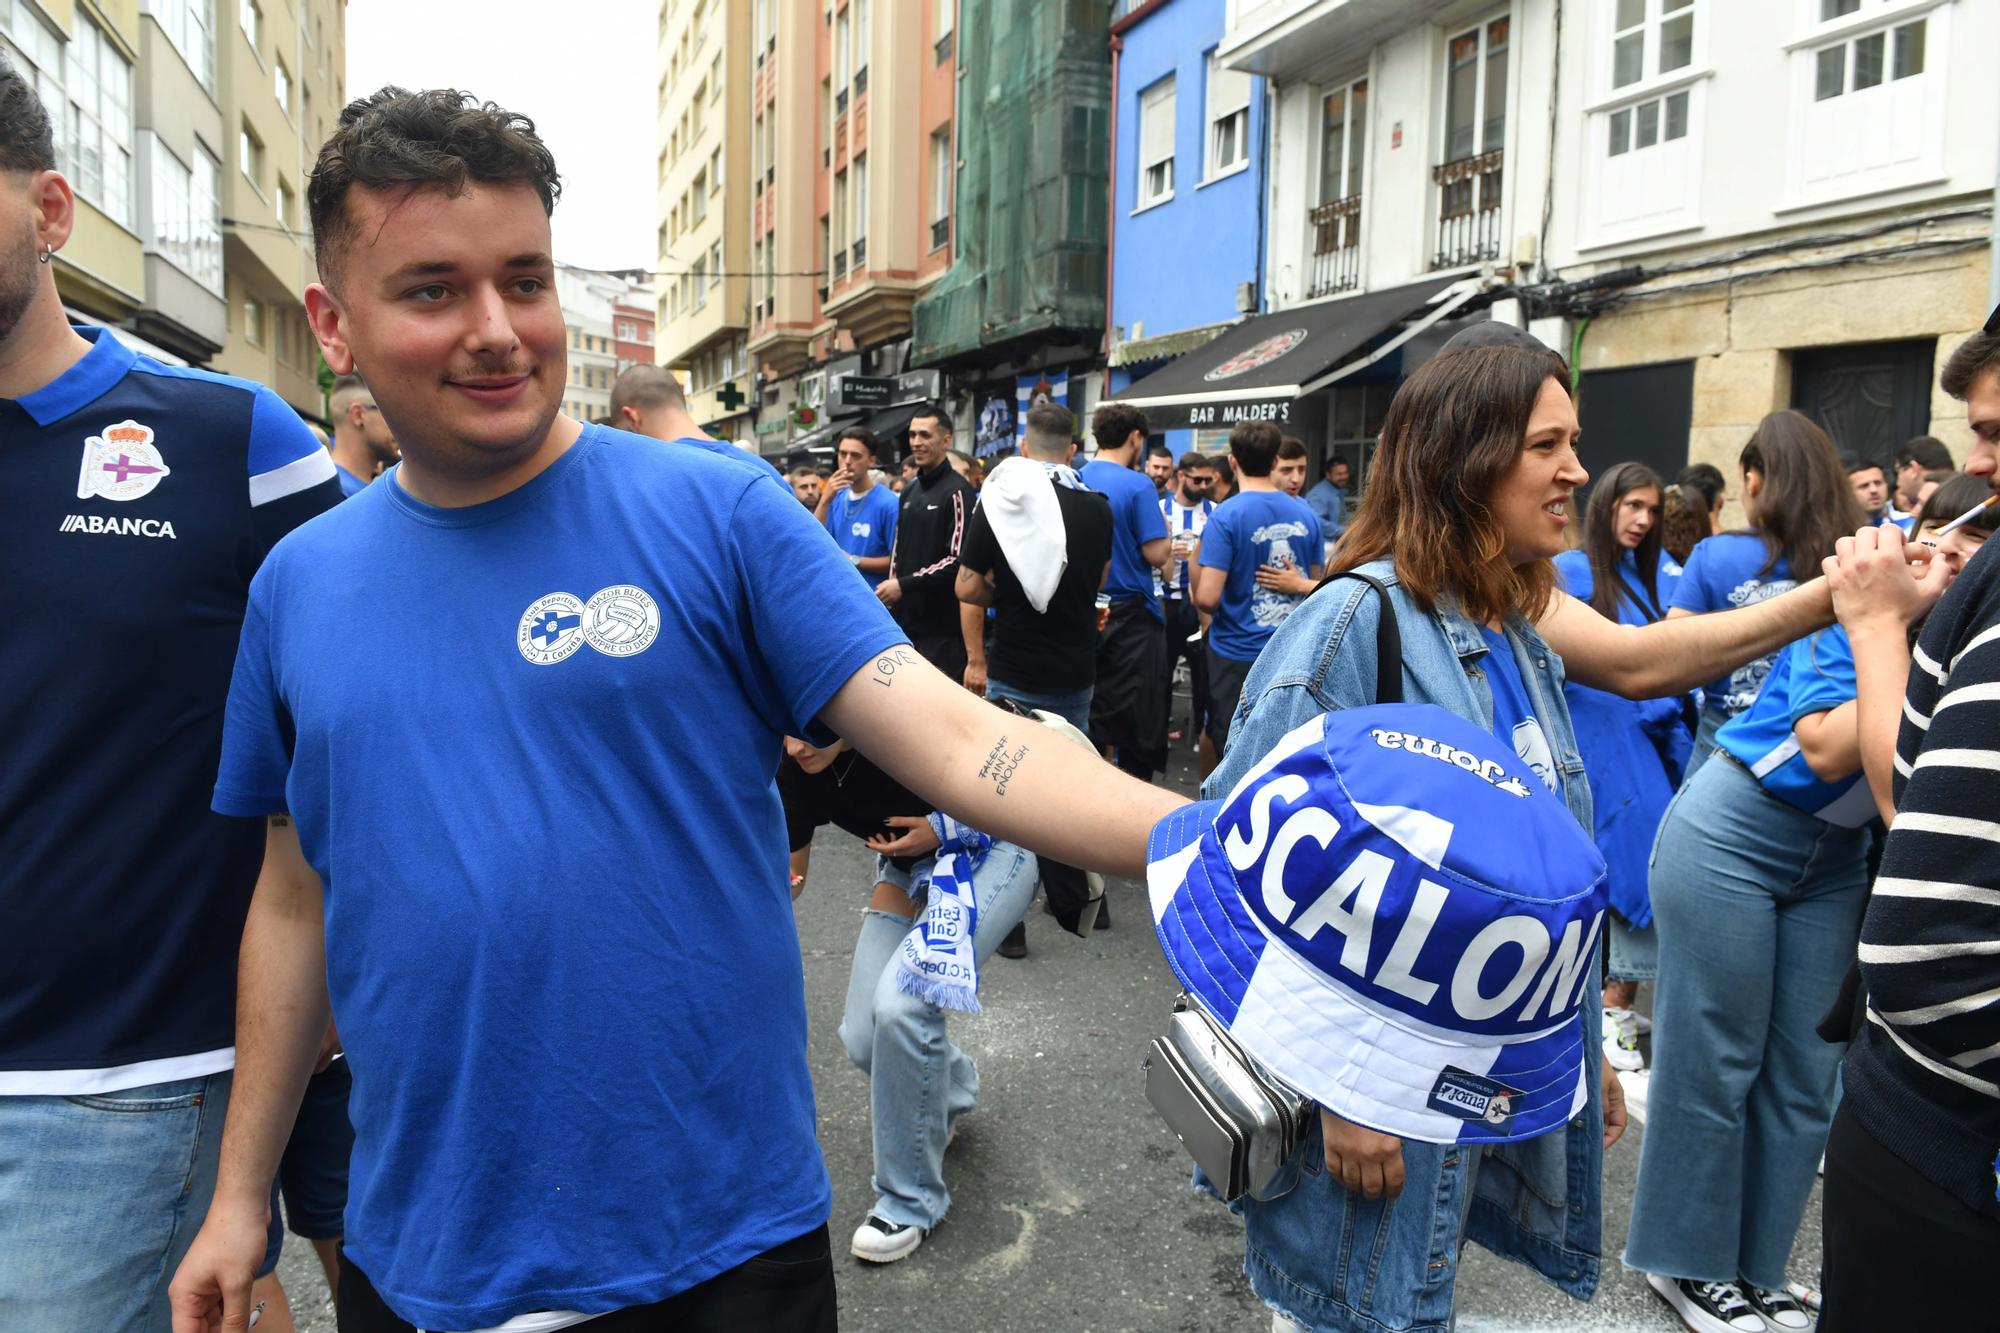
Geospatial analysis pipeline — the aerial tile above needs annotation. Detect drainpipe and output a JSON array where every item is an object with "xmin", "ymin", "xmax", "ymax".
[{"xmin": 1106, "ymin": 31, "xmax": 1122, "ymax": 363}]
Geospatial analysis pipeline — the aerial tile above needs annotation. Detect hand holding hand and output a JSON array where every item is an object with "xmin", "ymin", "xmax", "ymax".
[
  {"xmin": 1319, "ymin": 1108, "xmax": 1404, "ymax": 1200},
  {"xmin": 866, "ymin": 815, "xmax": 942, "ymax": 859}
]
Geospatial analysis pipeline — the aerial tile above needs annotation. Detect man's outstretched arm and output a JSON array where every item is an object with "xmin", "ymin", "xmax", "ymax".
[
  {"xmin": 169, "ymin": 818, "xmax": 330, "ymax": 1333},
  {"xmin": 825, "ymin": 647, "xmax": 1186, "ymax": 878}
]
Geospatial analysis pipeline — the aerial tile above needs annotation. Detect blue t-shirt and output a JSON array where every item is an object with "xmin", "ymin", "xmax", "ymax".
[
  {"xmin": 1716, "ymin": 626, "xmax": 1871, "ymax": 825},
  {"xmin": 1081, "ymin": 456, "xmax": 1168, "ymax": 619},
  {"xmin": 825, "ymin": 482, "xmax": 899, "ymax": 587},
  {"xmin": 212, "ymin": 425, "xmax": 904, "ymax": 1329},
  {"xmin": 1305, "ymin": 478, "xmax": 1346, "ymax": 537},
  {"xmin": 1198, "ymin": 490, "xmax": 1326, "ymax": 662},
  {"xmin": 1, "ymin": 328, "xmax": 339, "ymax": 1089},
  {"xmin": 1478, "ymin": 624, "xmax": 1559, "ymax": 793},
  {"xmin": 1670, "ymin": 532, "xmax": 1795, "ymax": 718},
  {"xmin": 335, "ymin": 462, "xmax": 369, "ymax": 497},
  {"xmin": 1551, "ymin": 548, "xmax": 1682, "ymax": 622}
]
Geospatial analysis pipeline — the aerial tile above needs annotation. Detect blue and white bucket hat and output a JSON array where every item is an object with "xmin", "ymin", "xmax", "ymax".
[{"xmin": 1148, "ymin": 703, "xmax": 1609, "ymax": 1145}]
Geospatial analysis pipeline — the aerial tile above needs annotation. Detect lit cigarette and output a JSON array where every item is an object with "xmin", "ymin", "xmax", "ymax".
[{"xmin": 1933, "ymin": 493, "xmax": 1999, "ymax": 538}]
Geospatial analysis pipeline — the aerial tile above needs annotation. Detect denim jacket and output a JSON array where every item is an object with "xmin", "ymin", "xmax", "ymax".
[{"xmin": 1207, "ymin": 559, "xmax": 1606, "ymax": 1333}]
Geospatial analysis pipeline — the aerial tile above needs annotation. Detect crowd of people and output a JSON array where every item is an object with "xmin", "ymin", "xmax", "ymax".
[{"xmin": 6, "ymin": 65, "xmax": 2000, "ymax": 1333}]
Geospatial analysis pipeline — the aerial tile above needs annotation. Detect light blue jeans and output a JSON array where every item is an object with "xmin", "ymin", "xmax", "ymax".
[
  {"xmin": 0, "ymin": 1071, "xmax": 233, "ymax": 1331},
  {"xmin": 838, "ymin": 840, "xmax": 1039, "ymax": 1230},
  {"xmin": 1625, "ymin": 754, "xmax": 1869, "ymax": 1291},
  {"xmin": 985, "ymin": 678, "xmax": 1093, "ymax": 735}
]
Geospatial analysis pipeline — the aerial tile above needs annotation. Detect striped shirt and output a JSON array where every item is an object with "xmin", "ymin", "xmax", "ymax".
[{"xmin": 1847, "ymin": 539, "xmax": 2000, "ymax": 1218}]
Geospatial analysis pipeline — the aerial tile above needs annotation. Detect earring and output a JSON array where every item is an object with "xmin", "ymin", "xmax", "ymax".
[{"xmin": 38, "ymin": 243, "xmax": 52, "ymax": 264}]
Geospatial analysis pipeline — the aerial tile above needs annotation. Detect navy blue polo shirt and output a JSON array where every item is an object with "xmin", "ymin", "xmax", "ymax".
[{"xmin": 0, "ymin": 328, "xmax": 341, "ymax": 1093}]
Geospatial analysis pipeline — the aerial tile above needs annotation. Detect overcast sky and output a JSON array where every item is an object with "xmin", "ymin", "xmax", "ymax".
[{"xmin": 345, "ymin": 1, "xmax": 658, "ymax": 274}]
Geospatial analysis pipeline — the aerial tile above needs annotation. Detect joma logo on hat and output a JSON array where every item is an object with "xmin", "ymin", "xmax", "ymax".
[
  {"xmin": 1428, "ymin": 1069, "xmax": 1519, "ymax": 1126},
  {"xmin": 1368, "ymin": 727, "xmax": 1531, "ymax": 798}
]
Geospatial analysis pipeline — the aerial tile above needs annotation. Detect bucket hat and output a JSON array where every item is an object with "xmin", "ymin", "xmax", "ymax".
[{"xmin": 1148, "ymin": 702, "xmax": 1608, "ymax": 1143}]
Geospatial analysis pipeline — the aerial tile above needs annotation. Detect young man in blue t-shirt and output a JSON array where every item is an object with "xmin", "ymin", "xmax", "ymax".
[
  {"xmin": 815, "ymin": 426, "xmax": 898, "ymax": 587},
  {"xmin": 1082, "ymin": 403, "xmax": 1172, "ymax": 777},
  {"xmin": 1195, "ymin": 421, "xmax": 1325, "ymax": 766},
  {"xmin": 0, "ymin": 65, "xmax": 342, "ymax": 1332},
  {"xmin": 168, "ymin": 89, "xmax": 1183, "ymax": 1333}
]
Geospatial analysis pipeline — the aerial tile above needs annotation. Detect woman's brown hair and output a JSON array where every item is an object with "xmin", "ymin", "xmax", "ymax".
[
  {"xmin": 1330, "ymin": 343, "xmax": 1571, "ymax": 626},
  {"xmin": 1582, "ymin": 462, "xmax": 1667, "ymax": 621},
  {"xmin": 1659, "ymin": 484, "xmax": 1711, "ymax": 565},
  {"xmin": 1736, "ymin": 410, "xmax": 1867, "ymax": 578}
]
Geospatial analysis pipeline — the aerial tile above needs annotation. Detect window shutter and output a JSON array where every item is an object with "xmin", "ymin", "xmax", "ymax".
[{"xmin": 1141, "ymin": 78, "xmax": 1176, "ymax": 165}]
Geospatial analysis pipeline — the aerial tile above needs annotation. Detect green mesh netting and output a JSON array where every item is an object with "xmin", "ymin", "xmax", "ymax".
[{"xmin": 910, "ymin": 0, "xmax": 1111, "ymax": 366}]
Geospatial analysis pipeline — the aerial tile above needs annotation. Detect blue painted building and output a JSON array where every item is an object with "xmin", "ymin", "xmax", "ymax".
[{"xmin": 1106, "ymin": 0, "xmax": 1266, "ymax": 459}]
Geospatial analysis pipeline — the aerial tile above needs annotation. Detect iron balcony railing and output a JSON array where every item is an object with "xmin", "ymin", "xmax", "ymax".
[
  {"xmin": 1307, "ymin": 194, "xmax": 1362, "ymax": 297},
  {"xmin": 1430, "ymin": 147, "xmax": 1503, "ymax": 270},
  {"xmin": 930, "ymin": 216, "xmax": 950, "ymax": 251}
]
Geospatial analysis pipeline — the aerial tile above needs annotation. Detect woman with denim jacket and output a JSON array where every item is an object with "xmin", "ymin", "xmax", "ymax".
[{"xmin": 1205, "ymin": 330, "xmax": 1848, "ymax": 1333}]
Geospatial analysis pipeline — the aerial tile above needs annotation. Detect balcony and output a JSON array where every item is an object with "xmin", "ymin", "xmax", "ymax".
[
  {"xmin": 930, "ymin": 216, "xmax": 951, "ymax": 252},
  {"xmin": 851, "ymin": 237, "xmax": 866, "ymax": 268},
  {"xmin": 1430, "ymin": 148, "xmax": 1503, "ymax": 271},
  {"xmin": 833, "ymin": 249, "xmax": 848, "ymax": 280},
  {"xmin": 935, "ymin": 30, "xmax": 953, "ymax": 64},
  {"xmin": 855, "ymin": 67, "xmax": 868, "ymax": 94},
  {"xmin": 836, "ymin": 88, "xmax": 848, "ymax": 117},
  {"xmin": 1307, "ymin": 195, "xmax": 1361, "ymax": 298}
]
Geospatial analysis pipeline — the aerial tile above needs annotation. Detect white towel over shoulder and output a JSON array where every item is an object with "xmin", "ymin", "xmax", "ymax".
[{"xmin": 980, "ymin": 456, "xmax": 1087, "ymax": 613}]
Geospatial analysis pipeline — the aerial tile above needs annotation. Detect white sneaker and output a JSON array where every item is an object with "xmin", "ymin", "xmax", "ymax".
[
  {"xmin": 851, "ymin": 1212, "xmax": 925, "ymax": 1264},
  {"xmin": 1603, "ymin": 1006, "xmax": 1645, "ymax": 1072},
  {"xmin": 1606, "ymin": 1003, "xmax": 1653, "ymax": 1036},
  {"xmin": 1645, "ymin": 1272, "xmax": 1766, "ymax": 1333},
  {"xmin": 1619, "ymin": 1068, "xmax": 1650, "ymax": 1125}
]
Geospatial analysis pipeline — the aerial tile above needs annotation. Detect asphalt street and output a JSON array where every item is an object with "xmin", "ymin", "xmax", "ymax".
[{"xmin": 277, "ymin": 737, "xmax": 1824, "ymax": 1333}]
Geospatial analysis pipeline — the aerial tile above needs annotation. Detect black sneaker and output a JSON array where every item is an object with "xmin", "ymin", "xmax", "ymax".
[
  {"xmin": 850, "ymin": 1213, "xmax": 924, "ymax": 1263},
  {"xmin": 1645, "ymin": 1273, "xmax": 1765, "ymax": 1333},
  {"xmin": 1742, "ymin": 1284, "xmax": 1815, "ymax": 1330},
  {"xmin": 996, "ymin": 922, "xmax": 1028, "ymax": 959}
]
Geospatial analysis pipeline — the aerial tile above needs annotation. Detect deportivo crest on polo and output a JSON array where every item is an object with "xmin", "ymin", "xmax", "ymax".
[
  {"xmin": 583, "ymin": 585, "xmax": 661, "ymax": 657},
  {"xmin": 518, "ymin": 592, "xmax": 586, "ymax": 665},
  {"xmin": 76, "ymin": 420, "xmax": 171, "ymax": 502}
]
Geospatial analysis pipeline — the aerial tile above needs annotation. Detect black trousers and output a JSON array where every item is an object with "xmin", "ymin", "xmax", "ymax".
[
  {"xmin": 336, "ymin": 1225, "xmax": 839, "ymax": 1333},
  {"xmin": 1088, "ymin": 599, "xmax": 1167, "ymax": 777},
  {"xmin": 1160, "ymin": 595, "xmax": 1208, "ymax": 740},
  {"xmin": 910, "ymin": 626, "xmax": 968, "ymax": 688},
  {"xmin": 1820, "ymin": 1102, "xmax": 2000, "ymax": 1330}
]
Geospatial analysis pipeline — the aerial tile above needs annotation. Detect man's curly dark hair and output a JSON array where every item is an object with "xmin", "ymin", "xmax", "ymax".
[
  {"xmin": 307, "ymin": 87, "xmax": 562, "ymax": 287},
  {"xmin": 0, "ymin": 54, "xmax": 58, "ymax": 176}
]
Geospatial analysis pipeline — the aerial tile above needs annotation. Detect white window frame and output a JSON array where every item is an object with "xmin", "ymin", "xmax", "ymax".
[
  {"xmin": 1579, "ymin": 1, "xmax": 1707, "ymax": 248},
  {"xmin": 239, "ymin": 0, "xmax": 260, "ymax": 50},
  {"xmin": 1600, "ymin": 0, "xmax": 1699, "ymax": 100},
  {"xmin": 274, "ymin": 56, "xmax": 290, "ymax": 116},
  {"xmin": 1202, "ymin": 50, "xmax": 1251, "ymax": 183},
  {"xmin": 853, "ymin": 152, "xmax": 868, "ymax": 244},
  {"xmin": 239, "ymin": 119, "xmax": 264, "ymax": 192},
  {"xmin": 1777, "ymin": 0, "xmax": 1949, "ymax": 211},
  {"xmin": 929, "ymin": 128, "xmax": 953, "ymax": 225},
  {"xmin": 1439, "ymin": 12, "xmax": 1510, "ymax": 165},
  {"xmin": 936, "ymin": 0, "xmax": 953, "ymax": 38},
  {"xmin": 65, "ymin": 16, "xmax": 134, "ymax": 229},
  {"xmin": 1317, "ymin": 75, "xmax": 1368, "ymax": 207},
  {"xmin": 1135, "ymin": 74, "xmax": 1176, "ymax": 211},
  {"xmin": 145, "ymin": 0, "xmax": 217, "ymax": 91}
]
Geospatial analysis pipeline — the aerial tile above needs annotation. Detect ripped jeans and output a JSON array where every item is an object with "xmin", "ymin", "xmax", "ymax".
[{"xmin": 837, "ymin": 841, "xmax": 1038, "ymax": 1229}]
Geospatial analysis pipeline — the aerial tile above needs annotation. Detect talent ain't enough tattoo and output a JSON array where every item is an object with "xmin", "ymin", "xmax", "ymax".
[{"xmin": 976, "ymin": 734, "xmax": 1030, "ymax": 796}]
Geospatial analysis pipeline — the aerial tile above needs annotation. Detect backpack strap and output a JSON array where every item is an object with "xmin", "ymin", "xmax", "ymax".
[{"xmin": 1310, "ymin": 570, "xmax": 1402, "ymax": 706}]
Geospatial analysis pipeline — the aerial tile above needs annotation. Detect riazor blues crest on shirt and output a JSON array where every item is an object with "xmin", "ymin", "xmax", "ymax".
[{"xmin": 76, "ymin": 420, "xmax": 171, "ymax": 502}]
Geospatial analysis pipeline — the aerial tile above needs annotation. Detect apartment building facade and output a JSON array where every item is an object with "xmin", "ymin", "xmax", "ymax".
[
  {"xmin": 211, "ymin": 0, "xmax": 345, "ymax": 421},
  {"xmin": 744, "ymin": 0, "xmax": 958, "ymax": 461},
  {"xmin": 1540, "ymin": 0, "xmax": 1998, "ymax": 485},
  {"xmin": 655, "ymin": 0, "xmax": 752, "ymax": 444},
  {"xmin": 8, "ymin": 0, "xmax": 343, "ymax": 414},
  {"xmin": 614, "ymin": 288, "xmax": 656, "ymax": 374},
  {"xmin": 1125, "ymin": 0, "xmax": 1996, "ymax": 491}
]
